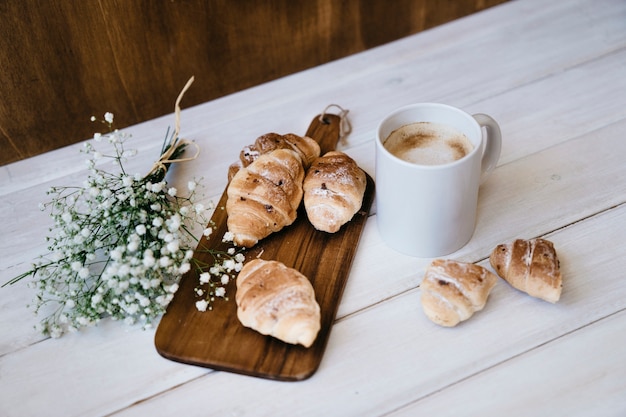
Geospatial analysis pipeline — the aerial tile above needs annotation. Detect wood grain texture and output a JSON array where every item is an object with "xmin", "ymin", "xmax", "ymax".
[
  {"xmin": 0, "ymin": 0, "xmax": 508, "ymax": 165},
  {"xmin": 155, "ymin": 114, "xmax": 375, "ymax": 380}
]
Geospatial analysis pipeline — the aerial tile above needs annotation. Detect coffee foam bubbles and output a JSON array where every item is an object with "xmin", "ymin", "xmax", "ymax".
[{"xmin": 383, "ymin": 122, "xmax": 474, "ymax": 166}]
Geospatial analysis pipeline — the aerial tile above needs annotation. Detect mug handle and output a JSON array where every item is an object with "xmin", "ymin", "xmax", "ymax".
[{"xmin": 473, "ymin": 113, "xmax": 502, "ymax": 184}]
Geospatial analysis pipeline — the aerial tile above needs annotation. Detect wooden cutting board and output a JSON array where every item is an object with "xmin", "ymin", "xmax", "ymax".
[{"xmin": 154, "ymin": 113, "xmax": 375, "ymax": 381}]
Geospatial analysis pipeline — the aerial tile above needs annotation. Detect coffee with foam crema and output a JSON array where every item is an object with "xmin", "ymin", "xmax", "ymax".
[{"xmin": 383, "ymin": 122, "xmax": 474, "ymax": 166}]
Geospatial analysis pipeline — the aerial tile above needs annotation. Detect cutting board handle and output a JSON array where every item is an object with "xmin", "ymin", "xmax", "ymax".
[{"xmin": 306, "ymin": 113, "xmax": 342, "ymax": 155}]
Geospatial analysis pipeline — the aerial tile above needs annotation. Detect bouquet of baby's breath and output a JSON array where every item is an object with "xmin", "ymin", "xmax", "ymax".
[{"xmin": 4, "ymin": 77, "xmax": 244, "ymax": 337}]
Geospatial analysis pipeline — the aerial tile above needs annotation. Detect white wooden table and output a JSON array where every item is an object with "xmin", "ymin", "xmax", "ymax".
[{"xmin": 2, "ymin": 0, "xmax": 625, "ymax": 415}]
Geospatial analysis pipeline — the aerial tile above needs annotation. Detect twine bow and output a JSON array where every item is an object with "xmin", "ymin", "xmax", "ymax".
[
  {"xmin": 146, "ymin": 76, "xmax": 200, "ymax": 179},
  {"xmin": 319, "ymin": 104, "xmax": 352, "ymax": 144}
]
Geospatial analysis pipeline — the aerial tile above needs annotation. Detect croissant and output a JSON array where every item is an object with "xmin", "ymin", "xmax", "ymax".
[
  {"xmin": 226, "ymin": 148, "xmax": 304, "ymax": 247},
  {"xmin": 420, "ymin": 259, "xmax": 498, "ymax": 327},
  {"xmin": 303, "ymin": 151, "xmax": 367, "ymax": 233},
  {"xmin": 229, "ymin": 133, "xmax": 320, "ymax": 180},
  {"xmin": 489, "ymin": 238, "xmax": 562, "ymax": 303},
  {"xmin": 236, "ymin": 259, "xmax": 321, "ymax": 348}
]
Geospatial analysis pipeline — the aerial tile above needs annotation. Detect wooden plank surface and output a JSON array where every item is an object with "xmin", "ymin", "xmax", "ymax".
[
  {"xmin": 155, "ymin": 114, "xmax": 375, "ymax": 380},
  {"xmin": 1, "ymin": 0, "xmax": 625, "ymax": 415}
]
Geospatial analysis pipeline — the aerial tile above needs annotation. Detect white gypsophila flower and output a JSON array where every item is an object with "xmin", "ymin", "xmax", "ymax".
[
  {"xmin": 123, "ymin": 149, "xmax": 137, "ymax": 158},
  {"xmin": 167, "ymin": 214, "xmax": 181, "ymax": 232},
  {"xmin": 167, "ymin": 240, "xmax": 180, "ymax": 254},
  {"xmin": 49, "ymin": 326, "xmax": 63, "ymax": 339},
  {"xmin": 125, "ymin": 303, "xmax": 139, "ymax": 315},
  {"xmin": 142, "ymin": 254, "xmax": 156, "ymax": 268},
  {"xmin": 179, "ymin": 262, "xmax": 191, "ymax": 274},
  {"xmin": 223, "ymin": 259, "xmax": 235, "ymax": 271},
  {"xmin": 221, "ymin": 274, "xmax": 229, "ymax": 285},
  {"xmin": 110, "ymin": 247, "xmax": 124, "ymax": 261},
  {"xmin": 195, "ymin": 299, "xmax": 208, "ymax": 312},
  {"xmin": 151, "ymin": 182, "xmax": 163, "ymax": 193},
  {"xmin": 62, "ymin": 212, "xmax": 72, "ymax": 223},
  {"xmin": 91, "ymin": 294, "xmax": 102, "ymax": 305},
  {"xmin": 199, "ymin": 272, "xmax": 210, "ymax": 284},
  {"xmin": 127, "ymin": 240, "xmax": 139, "ymax": 252},
  {"xmin": 8, "ymin": 114, "xmax": 219, "ymax": 338},
  {"xmin": 215, "ymin": 287, "xmax": 226, "ymax": 298},
  {"xmin": 187, "ymin": 181, "xmax": 197, "ymax": 191}
]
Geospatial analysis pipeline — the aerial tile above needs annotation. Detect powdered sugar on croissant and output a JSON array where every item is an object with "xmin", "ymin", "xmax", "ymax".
[
  {"xmin": 303, "ymin": 151, "xmax": 367, "ymax": 233},
  {"xmin": 229, "ymin": 133, "xmax": 320, "ymax": 180},
  {"xmin": 236, "ymin": 259, "xmax": 321, "ymax": 348},
  {"xmin": 226, "ymin": 149, "xmax": 304, "ymax": 247}
]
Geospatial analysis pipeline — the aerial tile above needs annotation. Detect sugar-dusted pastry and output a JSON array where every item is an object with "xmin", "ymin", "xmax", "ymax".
[
  {"xmin": 235, "ymin": 259, "xmax": 321, "ymax": 348},
  {"xmin": 421, "ymin": 259, "xmax": 498, "ymax": 327},
  {"xmin": 303, "ymin": 151, "xmax": 367, "ymax": 233},
  {"xmin": 226, "ymin": 149, "xmax": 304, "ymax": 247},
  {"xmin": 228, "ymin": 132, "xmax": 320, "ymax": 180},
  {"xmin": 489, "ymin": 238, "xmax": 562, "ymax": 303}
]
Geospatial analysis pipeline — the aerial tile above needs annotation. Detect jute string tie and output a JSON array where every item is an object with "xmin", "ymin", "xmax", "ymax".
[
  {"xmin": 146, "ymin": 76, "xmax": 200, "ymax": 178},
  {"xmin": 319, "ymin": 104, "xmax": 352, "ymax": 144}
]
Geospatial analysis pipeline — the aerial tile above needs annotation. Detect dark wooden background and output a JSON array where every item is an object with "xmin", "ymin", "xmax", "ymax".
[{"xmin": 0, "ymin": 0, "xmax": 507, "ymax": 166}]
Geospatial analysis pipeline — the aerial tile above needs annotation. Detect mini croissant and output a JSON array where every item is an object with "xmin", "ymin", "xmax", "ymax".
[
  {"xmin": 236, "ymin": 259, "xmax": 321, "ymax": 348},
  {"xmin": 303, "ymin": 151, "xmax": 367, "ymax": 233},
  {"xmin": 226, "ymin": 149, "xmax": 304, "ymax": 247},
  {"xmin": 421, "ymin": 259, "xmax": 498, "ymax": 327},
  {"xmin": 228, "ymin": 133, "xmax": 320, "ymax": 180},
  {"xmin": 489, "ymin": 238, "xmax": 562, "ymax": 303}
]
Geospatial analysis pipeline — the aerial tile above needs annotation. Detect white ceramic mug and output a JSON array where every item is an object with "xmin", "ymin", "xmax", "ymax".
[{"xmin": 375, "ymin": 103, "xmax": 501, "ymax": 257}]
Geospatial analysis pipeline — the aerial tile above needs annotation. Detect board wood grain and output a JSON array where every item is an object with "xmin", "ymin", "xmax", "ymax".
[{"xmin": 154, "ymin": 114, "xmax": 375, "ymax": 381}]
